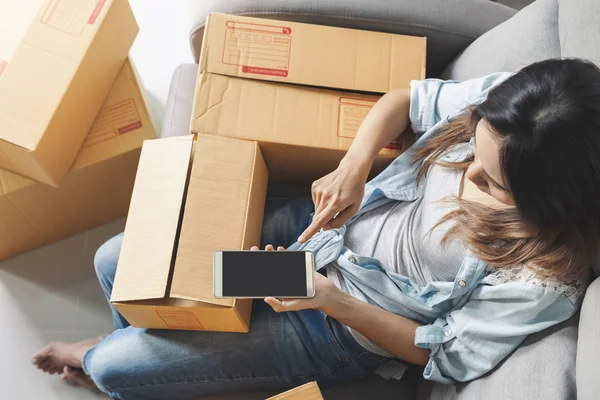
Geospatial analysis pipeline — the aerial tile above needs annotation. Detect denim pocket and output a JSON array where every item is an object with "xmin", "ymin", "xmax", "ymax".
[{"xmin": 323, "ymin": 314, "xmax": 352, "ymax": 366}]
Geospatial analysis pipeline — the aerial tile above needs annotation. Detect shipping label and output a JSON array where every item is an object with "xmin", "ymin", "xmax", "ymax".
[
  {"xmin": 83, "ymin": 98, "xmax": 142, "ymax": 147},
  {"xmin": 156, "ymin": 310, "xmax": 204, "ymax": 330},
  {"xmin": 41, "ymin": 0, "xmax": 107, "ymax": 36},
  {"xmin": 337, "ymin": 97, "xmax": 401, "ymax": 150},
  {"xmin": 222, "ymin": 20, "xmax": 292, "ymax": 77}
]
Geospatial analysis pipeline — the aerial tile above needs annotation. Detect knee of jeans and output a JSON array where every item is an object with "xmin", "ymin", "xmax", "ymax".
[
  {"xmin": 86, "ymin": 332, "xmax": 138, "ymax": 392},
  {"xmin": 94, "ymin": 233, "xmax": 124, "ymax": 279}
]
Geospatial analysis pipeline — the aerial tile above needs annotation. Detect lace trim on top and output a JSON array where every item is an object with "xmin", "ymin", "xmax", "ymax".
[{"xmin": 484, "ymin": 264, "xmax": 589, "ymax": 306}]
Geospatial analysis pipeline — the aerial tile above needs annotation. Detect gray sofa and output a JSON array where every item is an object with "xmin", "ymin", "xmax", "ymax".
[{"xmin": 159, "ymin": 1, "xmax": 600, "ymax": 399}]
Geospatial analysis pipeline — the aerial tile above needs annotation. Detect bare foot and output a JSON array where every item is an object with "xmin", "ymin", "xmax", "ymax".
[
  {"xmin": 61, "ymin": 366, "xmax": 97, "ymax": 389},
  {"xmin": 32, "ymin": 336, "xmax": 103, "ymax": 375}
]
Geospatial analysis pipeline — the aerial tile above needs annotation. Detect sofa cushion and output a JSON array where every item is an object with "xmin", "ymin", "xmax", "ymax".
[
  {"xmin": 187, "ymin": 0, "xmax": 515, "ymax": 77},
  {"xmin": 558, "ymin": 0, "xmax": 600, "ymax": 65},
  {"xmin": 416, "ymin": 314, "xmax": 578, "ymax": 400},
  {"xmin": 442, "ymin": 0, "xmax": 560, "ymax": 80},
  {"xmin": 576, "ymin": 277, "xmax": 600, "ymax": 400},
  {"xmin": 160, "ymin": 63, "xmax": 198, "ymax": 139}
]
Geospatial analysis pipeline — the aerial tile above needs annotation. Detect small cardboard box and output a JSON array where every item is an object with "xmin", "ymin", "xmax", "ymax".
[
  {"xmin": 267, "ymin": 382, "xmax": 323, "ymax": 400},
  {"xmin": 0, "ymin": 0, "xmax": 138, "ymax": 185},
  {"xmin": 0, "ymin": 59, "xmax": 155, "ymax": 260},
  {"xmin": 111, "ymin": 134, "xmax": 268, "ymax": 332},
  {"xmin": 192, "ymin": 72, "xmax": 415, "ymax": 184},
  {"xmin": 192, "ymin": 14, "xmax": 424, "ymax": 183},
  {"xmin": 199, "ymin": 13, "xmax": 426, "ymax": 92}
]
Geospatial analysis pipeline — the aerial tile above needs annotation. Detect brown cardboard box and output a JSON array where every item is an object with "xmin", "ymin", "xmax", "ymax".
[
  {"xmin": 192, "ymin": 72, "xmax": 416, "ymax": 184},
  {"xmin": 267, "ymin": 382, "xmax": 323, "ymax": 400},
  {"xmin": 0, "ymin": 0, "xmax": 138, "ymax": 186},
  {"xmin": 111, "ymin": 134, "xmax": 268, "ymax": 332},
  {"xmin": 0, "ymin": 59, "xmax": 155, "ymax": 261},
  {"xmin": 199, "ymin": 13, "xmax": 426, "ymax": 92},
  {"xmin": 192, "ymin": 14, "xmax": 424, "ymax": 183}
]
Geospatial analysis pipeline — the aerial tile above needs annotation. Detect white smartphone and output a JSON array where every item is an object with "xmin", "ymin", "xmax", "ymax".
[{"xmin": 213, "ymin": 250, "xmax": 315, "ymax": 299}]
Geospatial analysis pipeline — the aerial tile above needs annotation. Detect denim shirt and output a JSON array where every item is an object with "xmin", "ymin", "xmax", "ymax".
[{"xmin": 288, "ymin": 73, "xmax": 587, "ymax": 384}]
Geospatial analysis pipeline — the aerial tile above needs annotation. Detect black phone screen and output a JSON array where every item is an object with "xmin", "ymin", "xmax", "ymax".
[{"xmin": 221, "ymin": 251, "xmax": 308, "ymax": 297}]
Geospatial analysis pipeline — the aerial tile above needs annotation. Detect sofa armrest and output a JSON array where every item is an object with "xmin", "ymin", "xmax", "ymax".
[
  {"xmin": 160, "ymin": 63, "xmax": 198, "ymax": 139},
  {"xmin": 186, "ymin": 0, "xmax": 516, "ymax": 77},
  {"xmin": 576, "ymin": 277, "xmax": 600, "ymax": 400}
]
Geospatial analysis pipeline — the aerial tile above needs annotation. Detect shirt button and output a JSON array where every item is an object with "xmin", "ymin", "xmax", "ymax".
[
  {"xmin": 348, "ymin": 256, "xmax": 357, "ymax": 264},
  {"xmin": 458, "ymin": 280, "xmax": 467, "ymax": 288},
  {"xmin": 444, "ymin": 329, "xmax": 453, "ymax": 337}
]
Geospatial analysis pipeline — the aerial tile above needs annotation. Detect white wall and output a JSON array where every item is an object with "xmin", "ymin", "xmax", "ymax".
[{"xmin": 128, "ymin": 0, "xmax": 200, "ymax": 131}]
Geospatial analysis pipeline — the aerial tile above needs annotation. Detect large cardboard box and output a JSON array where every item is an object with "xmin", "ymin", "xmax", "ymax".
[
  {"xmin": 0, "ymin": 0, "xmax": 138, "ymax": 185},
  {"xmin": 0, "ymin": 59, "xmax": 155, "ymax": 260},
  {"xmin": 267, "ymin": 382, "xmax": 323, "ymax": 400},
  {"xmin": 191, "ymin": 14, "xmax": 424, "ymax": 183},
  {"xmin": 199, "ymin": 13, "xmax": 426, "ymax": 92},
  {"xmin": 111, "ymin": 134, "xmax": 267, "ymax": 332}
]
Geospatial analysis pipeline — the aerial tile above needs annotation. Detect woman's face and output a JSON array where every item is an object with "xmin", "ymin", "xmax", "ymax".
[{"xmin": 465, "ymin": 120, "xmax": 515, "ymax": 206}]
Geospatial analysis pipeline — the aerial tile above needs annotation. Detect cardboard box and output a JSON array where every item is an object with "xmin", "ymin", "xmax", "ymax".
[
  {"xmin": 192, "ymin": 14, "xmax": 423, "ymax": 183},
  {"xmin": 199, "ymin": 13, "xmax": 426, "ymax": 92},
  {"xmin": 0, "ymin": 59, "xmax": 155, "ymax": 260},
  {"xmin": 267, "ymin": 382, "xmax": 323, "ymax": 400},
  {"xmin": 192, "ymin": 72, "xmax": 416, "ymax": 184},
  {"xmin": 0, "ymin": 0, "xmax": 138, "ymax": 185},
  {"xmin": 111, "ymin": 134, "xmax": 268, "ymax": 332}
]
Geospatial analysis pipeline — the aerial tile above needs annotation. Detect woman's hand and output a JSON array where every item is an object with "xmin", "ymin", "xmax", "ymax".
[
  {"xmin": 250, "ymin": 245, "xmax": 345, "ymax": 313},
  {"xmin": 298, "ymin": 156, "xmax": 372, "ymax": 243}
]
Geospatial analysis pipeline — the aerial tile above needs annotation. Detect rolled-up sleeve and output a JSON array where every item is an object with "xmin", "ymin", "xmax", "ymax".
[
  {"xmin": 409, "ymin": 72, "xmax": 512, "ymax": 136},
  {"xmin": 414, "ymin": 284, "xmax": 577, "ymax": 384}
]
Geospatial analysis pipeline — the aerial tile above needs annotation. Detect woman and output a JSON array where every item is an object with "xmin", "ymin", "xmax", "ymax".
[{"xmin": 33, "ymin": 58, "xmax": 600, "ymax": 398}]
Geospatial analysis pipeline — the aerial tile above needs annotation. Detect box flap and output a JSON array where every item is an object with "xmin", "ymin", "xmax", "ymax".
[
  {"xmin": 170, "ymin": 134, "xmax": 268, "ymax": 306},
  {"xmin": 201, "ymin": 13, "xmax": 426, "ymax": 92},
  {"xmin": 267, "ymin": 382, "xmax": 323, "ymax": 400},
  {"xmin": 110, "ymin": 135, "xmax": 194, "ymax": 303}
]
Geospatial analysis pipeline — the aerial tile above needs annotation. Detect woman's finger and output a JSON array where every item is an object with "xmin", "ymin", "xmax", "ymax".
[
  {"xmin": 265, "ymin": 244, "xmax": 274, "ymax": 251},
  {"xmin": 298, "ymin": 204, "xmax": 341, "ymax": 243},
  {"xmin": 264, "ymin": 297, "xmax": 284, "ymax": 312},
  {"xmin": 322, "ymin": 203, "xmax": 360, "ymax": 230},
  {"xmin": 250, "ymin": 246, "xmax": 259, "ymax": 251},
  {"xmin": 277, "ymin": 246, "xmax": 285, "ymax": 251}
]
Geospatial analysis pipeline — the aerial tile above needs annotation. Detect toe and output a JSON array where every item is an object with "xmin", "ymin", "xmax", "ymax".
[
  {"xmin": 38, "ymin": 361, "xmax": 50, "ymax": 371},
  {"xmin": 31, "ymin": 354, "xmax": 47, "ymax": 366}
]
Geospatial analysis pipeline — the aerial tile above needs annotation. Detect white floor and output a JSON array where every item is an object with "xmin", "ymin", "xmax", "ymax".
[{"xmin": 0, "ymin": 219, "xmax": 125, "ymax": 400}]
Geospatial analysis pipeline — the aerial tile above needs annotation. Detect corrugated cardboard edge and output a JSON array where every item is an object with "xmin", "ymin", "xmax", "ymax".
[
  {"xmin": 240, "ymin": 141, "xmax": 268, "ymax": 250},
  {"xmin": 421, "ymin": 37, "xmax": 428, "ymax": 79},
  {"xmin": 198, "ymin": 14, "xmax": 214, "ymax": 73},
  {"xmin": 267, "ymin": 382, "xmax": 324, "ymax": 400}
]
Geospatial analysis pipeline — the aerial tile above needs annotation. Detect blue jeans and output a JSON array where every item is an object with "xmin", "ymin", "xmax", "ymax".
[{"xmin": 82, "ymin": 198, "xmax": 386, "ymax": 400}]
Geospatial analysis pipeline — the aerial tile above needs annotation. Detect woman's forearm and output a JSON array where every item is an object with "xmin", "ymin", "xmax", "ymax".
[
  {"xmin": 322, "ymin": 291, "xmax": 429, "ymax": 366},
  {"xmin": 342, "ymin": 89, "xmax": 411, "ymax": 168}
]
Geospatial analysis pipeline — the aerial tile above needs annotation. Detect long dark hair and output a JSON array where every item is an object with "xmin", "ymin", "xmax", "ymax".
[{"xmin": 416, "ymin": 59, "xmax": 600, "ymax": 279}]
